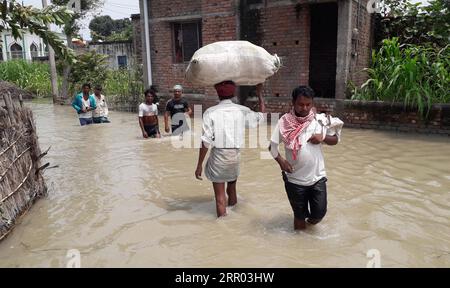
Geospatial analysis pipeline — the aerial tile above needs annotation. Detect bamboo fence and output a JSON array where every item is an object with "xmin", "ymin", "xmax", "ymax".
[{"xmin": 0, "ymin": 90, "xmax": 48, "ymax": 241}]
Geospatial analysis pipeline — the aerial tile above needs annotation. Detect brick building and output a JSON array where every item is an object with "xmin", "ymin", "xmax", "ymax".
[{"xmin": 134, "ymin": 0, "xmax": 375, "ymax": 111}]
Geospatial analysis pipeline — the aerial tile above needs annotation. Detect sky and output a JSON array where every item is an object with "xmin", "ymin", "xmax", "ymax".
[{"xmin": 23, "ymin": 0, "xmax": 140, "ymax": 40}]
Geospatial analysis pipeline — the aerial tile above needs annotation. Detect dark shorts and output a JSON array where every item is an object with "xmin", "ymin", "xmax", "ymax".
[
  {"xmin": 283, "ymin": 172, "xmax": 327, "ymax": 221},
  {"xmin": 79, "ymin": 118, "xmax": 93, "ymax": 126},
  {"xmin": 93, "ymin": 116, "xmax": 110, "ymax": 124},
  {"xmin": 144, "ymin": 124, "xmax": 160, "ymax": 137}
]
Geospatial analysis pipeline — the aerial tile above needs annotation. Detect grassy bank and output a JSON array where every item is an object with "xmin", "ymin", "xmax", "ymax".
[{"xmin": 1, "ymin": 60, "xmax": 144, "ymax": 102}]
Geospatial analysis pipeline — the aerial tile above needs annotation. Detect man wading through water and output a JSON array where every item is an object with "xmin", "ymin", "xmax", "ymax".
[
  {"xmin": 269, "ymin": 86, "xmax": 343, "ymax": 230},
  {"xmin": 72, "ymin": 83, "xmax": 97, "ymax": 126},
  {"xmin": 164, "ymin": 85, "xmax": 192, "ymax": 136},
  {"xmin": 195, "ymin": 81, "xmax": 265, "ymax": 217}
]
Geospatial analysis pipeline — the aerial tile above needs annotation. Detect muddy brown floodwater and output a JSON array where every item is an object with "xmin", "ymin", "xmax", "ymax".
[{"xmin": 0, "ymin": 103, "xmax": 449, "ymax": 267}]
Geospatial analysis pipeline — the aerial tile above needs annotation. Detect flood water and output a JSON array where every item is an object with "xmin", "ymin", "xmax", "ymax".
[{"xmin": 0, "ymin": 103, "xmax": 449, "ymax": 267}]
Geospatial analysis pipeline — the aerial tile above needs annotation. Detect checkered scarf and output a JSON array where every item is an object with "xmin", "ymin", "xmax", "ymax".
[{"xmin": 279, "ymin": 109, "xmax": 315, "ymax": 160}]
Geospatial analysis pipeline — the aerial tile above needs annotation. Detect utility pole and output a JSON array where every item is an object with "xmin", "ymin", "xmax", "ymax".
[{"xmin": 42, "ymin": 0, "xmax": 59, "ymax": 104}]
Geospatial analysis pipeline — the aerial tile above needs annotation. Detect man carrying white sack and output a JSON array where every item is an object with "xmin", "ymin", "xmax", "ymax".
[
  {"xmin": 269, "ymin": 86, "xmax": 343, "ymax": 230},
  {"xmin": 195, "ymin": 81, "xmax": 265, "ymax": 217}
]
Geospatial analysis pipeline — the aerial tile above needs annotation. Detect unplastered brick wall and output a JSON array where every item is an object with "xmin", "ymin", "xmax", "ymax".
[
  {"xmin": 314, "ymin": 99, "xmax": 450, "ymax": 135},
  {"xmin": 140, "ymin": 0, "xmax": 311, "ymax": 102},
  {"xmin": 349, "ymin": 0, "xmax": 374, "ymax": 88},
  {"xmin": 148, "ymin": 0, "xmax": 201, "ymax": 18},
  {"xmin": 143, "ymin": 0, "xmax": 237, "ymax": 98},
  {"xmin": 131, "ymin": 14, "xmax": 142, "ymax": 64},
  {"xmin": 201, "ymin": 0, "xmax": 238, "ymax": 99},
  {"xmin": 249, "ymin": 1, "xmax": 310, "ymax": 99},
  {"xmin": 135, "ymin": 0, "xmax": 375, "ymax": 109},
  {"xmin": 242, "ymin": 97, "xmax": 450, "ymax": 135}
]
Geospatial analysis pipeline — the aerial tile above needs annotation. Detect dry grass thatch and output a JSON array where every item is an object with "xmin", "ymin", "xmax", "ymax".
[
  {"xmin": 0, "ymin": 91, "xmax": 47, "ymax": 241},
  {"xmin": 0, "ymin": 81, "xmax": 33, "ymax": 101}
]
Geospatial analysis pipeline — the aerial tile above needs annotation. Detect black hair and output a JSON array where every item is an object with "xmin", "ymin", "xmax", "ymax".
[
  {"xmin": 219, "ymin": 80, "xmax": 235, "ymax": 85},
  {"xmin": 82, "ymin": 83, "xmax": 91, "ymax": 89},
  {"xmin": 94, "ymin": 85, "xmax": 102, "ymax": 91},
  {"xmin": 144, "ymin": 85, "xmax": 159, "ymax": 102},
  {"xmin": 218, "ymin": 95, "xmax": 235, "ymax": 101},
  {"xmin": 292, "ymin": 86, "xmax": 314, "ymax": 102}
]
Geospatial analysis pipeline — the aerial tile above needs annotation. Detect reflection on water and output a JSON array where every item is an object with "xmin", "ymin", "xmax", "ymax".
[{"xmin": 0, "ymin": 103, "xmax": 449, "ymax": 267}]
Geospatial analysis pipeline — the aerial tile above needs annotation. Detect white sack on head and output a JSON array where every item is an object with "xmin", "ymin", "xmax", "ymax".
[{"xmin": 185, "ymin": 41, "xmax": 281, "ymax": 86}]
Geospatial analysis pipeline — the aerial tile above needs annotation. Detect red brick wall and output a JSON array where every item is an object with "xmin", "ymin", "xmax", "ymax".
[
  {"xmin": 349, "ymin": 0, "xmax": 374, "ymax": 88},
  {"xmin": 147, "ymin": 21, "xmax": 206, "ymax": 95},
  {"xmin": 201, "ymin": 0, "xmax": 238, "ymax": 99},
  {"xmin": 241, "ymin": 97, "xmax": 450, "ymax": 135},
  {"xmin": 148, "ymin": 0, "xmax": 201, "ymax": 18},
  {"xmin": 144, "ymin": 0, "xmax": 237, "ymax": 97},
  {"xmin": 131, "ymin": 15, "xmax": 142, "ymax": 64},
  {"xmin": 135, "ymin": 0, "xmax": 374, "ymax": 109},
  {"xmin": 315, "ymin": 99, "xmax": 450, "ymax": 135},
  {"xmin": 255, "ymin": 3, "xmax": 310, "ymax": 99}
]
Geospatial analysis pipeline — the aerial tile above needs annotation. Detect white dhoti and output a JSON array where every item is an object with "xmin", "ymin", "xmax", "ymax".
[{"xmin": 205, "ymin": 148, "xmax": 241, "ymax": 183}]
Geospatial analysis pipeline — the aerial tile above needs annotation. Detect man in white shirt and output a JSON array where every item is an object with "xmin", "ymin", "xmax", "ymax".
[
  {"xmin": 269, "ymin": 86, "xmax": 342, "ymax": 230},
  {"xmin": 139, "ymin": 89, "xmax": 160, "ymax": 138},
  {"xmin": 195, "ymin": 81, "xmax": 265, "ymax": 217},
  {"xmin": 92, "ymin": 85, "xmax": 110, "ymax": 123}
]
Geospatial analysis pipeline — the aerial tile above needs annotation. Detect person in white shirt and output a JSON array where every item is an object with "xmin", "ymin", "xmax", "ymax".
[
  {"xmin": 195, "ymin": 81, "xmax": 265, "ymax": 217},
  {"xmin": 139, "ymin": 88, "xmax": 160, "ymax": 138},
  {"xmin": 269, "ymin": 86, "xmax": 343, "ymax": 230},
  {"xmin": 92, "ymin": 85, "xmax": 110, "ymax": 124}
]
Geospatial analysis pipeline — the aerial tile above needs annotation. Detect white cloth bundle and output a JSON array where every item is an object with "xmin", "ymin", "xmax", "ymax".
[
  {"xmin": 315, "ymin": 113, "xmax": 344, "ymax": 141},
  {"xmin": 185, "ymin": 41, "xmax": 281, "ymax": 86}
]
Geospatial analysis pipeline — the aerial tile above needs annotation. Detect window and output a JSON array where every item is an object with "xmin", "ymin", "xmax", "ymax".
[
  {"xmin": 173, "ymin": 21, "xmax": 202, "ymax": 63},
  {"xmin": 10, "ymin": 43, "xmax": 23, "ymax": 59},
  {"xmin": 117, "ymin": 55, "xmax": 128, "ymax": 68},
  {"xmin": 30, "ymin": 43, "xmax": 38, "ymax": 58}
]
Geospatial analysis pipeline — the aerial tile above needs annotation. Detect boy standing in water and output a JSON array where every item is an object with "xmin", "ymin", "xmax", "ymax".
[
  {"xmin": 269, "ymin": 86, "xmax": 343, "ymax": 230},
  {"xmin": 195, "ymin": 81, "xmax": 265, "ymax": 217},
  {"xmin": 139, "ymin": 88, "xmax": 160, "ymax": 138},
  {"xmin": 72, "ymin": 83, "xmax": 97, "ymax": 126}
]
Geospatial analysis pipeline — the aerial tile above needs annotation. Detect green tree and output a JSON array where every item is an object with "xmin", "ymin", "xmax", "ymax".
[
  {"xmin": 104, "ymin": 27, "xmax": 132, "ymax": 42},
  {"xmin": 52, "ymin": 0, "xmax": 103, "ymax": 99},
  {"xmin": 68, "ymin": 50, "xmax": 108, "ymax": 93},
  {"xmin": 89, "ymin": 16, "xmax": 132, "ymax": 42},
  {"xmin": 113, "ymin": 18, "xmax": 131, "ymax": 32},
  {"xmin": 88, "ymin": 15, "xmax": 114, "ymax": 41},
  {"xmin": 377, "ymin": 0, "xmax": 450, "ymax": 48},
  {"xmin": 0, "ymin": 0, "xmax": 75, "ymax": 62}
]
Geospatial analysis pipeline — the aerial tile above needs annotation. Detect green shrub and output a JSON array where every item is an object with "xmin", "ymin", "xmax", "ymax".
[
  {"xmin": 352, "ymin": 38, "xmax": 450, "ymax": 117},
  {"xmin": 0, "ymin": 60, "xmax": 55, "ymax": 97}
]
